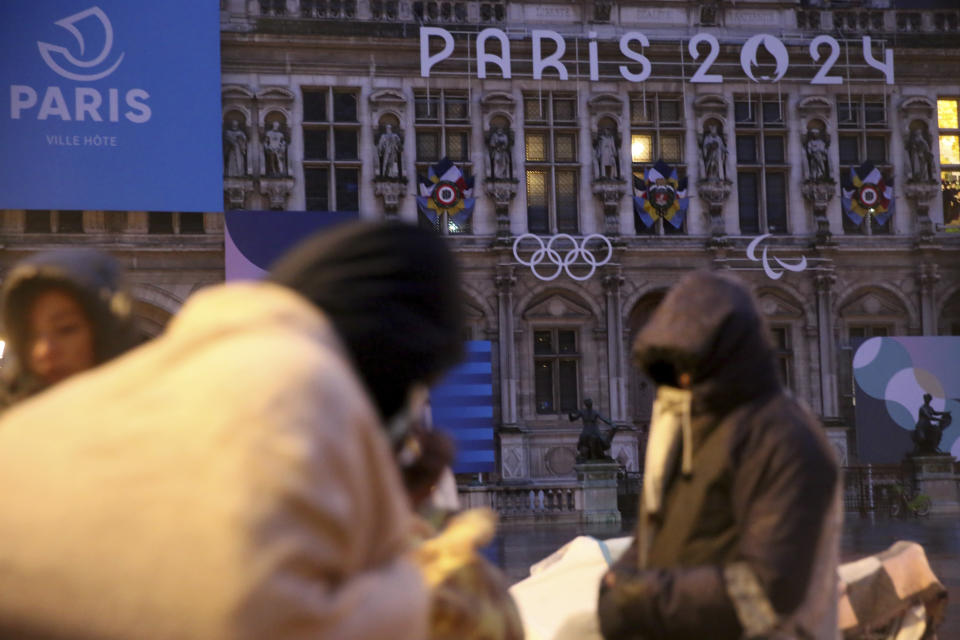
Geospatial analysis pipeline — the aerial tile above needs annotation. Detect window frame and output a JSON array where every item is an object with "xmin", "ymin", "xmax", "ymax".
[
  {"xmin": 630, "ymin": 93, "xmax": 687, "ymax": 236},
  {"xmin": 301, "ymin": 87, "xmax": 361, "ymax": 213},
  {"xmin": 837, "ymin": 95, "xmax": 893, "ymax": 234},
  {"xmin": 533, "ymin": 327, "xmax": 581, "ymax": 416},
  {"xmin": 524, "ymin": 92, "xmax": 580, "ymax": 236},
  {"xmin": 414, "ymin": 88, "xmax": 472, "ymax": 235},
  {"xmin": 938, "ymin": 97, "xmax": 960, "ymax": 228},
  {"xmin": 734, "ymin": 96, "xmax": 789, "ymax": 235}
]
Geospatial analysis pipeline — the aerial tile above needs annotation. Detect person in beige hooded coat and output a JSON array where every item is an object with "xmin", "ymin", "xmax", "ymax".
[{"xmin": 0, "ymin": 222, "xmax": 466, "ymax": 640}]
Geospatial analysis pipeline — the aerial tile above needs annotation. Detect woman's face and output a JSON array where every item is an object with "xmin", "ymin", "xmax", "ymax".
[{"xmin": 26, "ymin": 288, "xmax": 95, "ymax": 386}]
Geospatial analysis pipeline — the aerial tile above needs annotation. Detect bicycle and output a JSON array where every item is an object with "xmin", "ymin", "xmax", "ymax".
[{"xmin": 888, "ymin": 482, "xmax": 931, "ymax": 518}]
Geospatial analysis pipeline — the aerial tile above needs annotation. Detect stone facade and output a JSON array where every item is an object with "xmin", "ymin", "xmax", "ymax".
[{"xmin": 2, "ymin": 1, "xmax": 960, "ymax": 489}]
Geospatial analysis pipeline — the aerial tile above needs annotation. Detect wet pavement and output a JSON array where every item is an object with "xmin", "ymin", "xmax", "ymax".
[{"xmin": 487, "ymin": 514, "xmax": 960, "ymax": 637}]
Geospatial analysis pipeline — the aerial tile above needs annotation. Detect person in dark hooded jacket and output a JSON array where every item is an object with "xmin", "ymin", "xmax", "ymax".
[
  {"xmin": 598, "ymin": 270, "xmax": 841, "ymax": 640},
  {"xmin": 1, "ymin": 248, "xmax": 140, "ymax": 407}
]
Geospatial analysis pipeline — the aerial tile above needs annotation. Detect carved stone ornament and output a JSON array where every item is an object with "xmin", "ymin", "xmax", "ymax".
[
  {"xmin": 904, "ymin": 182, "xmax": 941, "ymax": 242},
  {"xmin": 697, "ymin": 178, "xmax": 732, "ymax": 239},
  {"xmin": 592, "ymin": 180, "xmax": 626, "ymax": 235},
  {"xmin": 801, "ymin": 180, "xmax": 836, "ymax": 244},
  {"xmin": 484, "ymin": 178, "xmax": 518, "ymax": 239},
  {"xmin": 374, "ymin": 178, "xmax": 407, "ymax": 215},
  {"xmin": 258, "ymin": 176, "xmax": 294, "ymax": 210},
  {"xmin": 223, "ymin": 177, "xmax": 254, "ymax": 210}
]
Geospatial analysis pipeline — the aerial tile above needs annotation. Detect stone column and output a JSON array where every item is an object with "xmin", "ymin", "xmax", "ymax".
[
  {"xmin": 815, "ymin": 268, "xmax": 839, "ymax": 419},
  {"xmin": 917, "ymin": 263, "xmax": 940, "ymax": 335},
  {"xmin": 496, "ymin": 267, "xmax": 518, "ymax": 427},
  {"xmin": 602, "ymin": 268, "xmax": 627, "ymax": 422}
]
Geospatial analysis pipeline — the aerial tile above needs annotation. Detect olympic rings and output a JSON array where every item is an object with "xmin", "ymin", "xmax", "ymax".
[{"xmin": 512, "ymin": 233, "xmax": 614, "ymax": 281}]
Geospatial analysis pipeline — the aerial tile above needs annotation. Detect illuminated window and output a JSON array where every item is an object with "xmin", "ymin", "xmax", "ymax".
[
  {"xmin": 939, "ymin": 98, "xmax": 960, "ymax": 229},
  {"xmin": 415, "ymin": 89, "xmax": 471, "ymax": 235},
  {"xmin": 630, "ymin": 94, "xmax": 686, "ymax": 235},
  {"xmin": 524, "ymin": 93, "xmax": 579, "ymax": 235}
]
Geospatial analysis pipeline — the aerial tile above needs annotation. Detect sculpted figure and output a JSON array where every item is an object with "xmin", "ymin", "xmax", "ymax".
[
  {"xmin": 912, "ymin": 393, "xmax": 952, "ymax": 455},
  {"xmin": 595, "ymin": 127, "xmax": 620, "ymax": 180},
  {"xmin": 223, "ymin": 119, "xmax": 248, "ymax": 177},
  {"xmin": 486, "ymin": 126, "xmax": 513, "ymax": 180},
  {"xmin": 569, "ymin": 398, "xmax": 622, "ymax": 462},
  {"xmin": 906, "ymin": 127, "xmax": 935, "ymax": 183},
  {"xmin": 377, "ymin": 124, "xmax": 402, "ymax": 179},
  {"xmin": 700, "ymin": 124, "xmax": 727, "ymax": 182},
  {"xmin": 264, "ymin": 121, "xmax": 288, "ymax": 177},
  {"xmin": 804, "ymin": 128, "xmax": 831, "ymax": 182}
]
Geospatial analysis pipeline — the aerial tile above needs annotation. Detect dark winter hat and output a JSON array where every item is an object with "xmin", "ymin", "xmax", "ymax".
[
  {"xmin": 269, "ymin": 221, "xmax": 466, "ymax": 421},
  {"xmin": 1, "ymin": 249, "xmax": 141, "ymax": 402}
]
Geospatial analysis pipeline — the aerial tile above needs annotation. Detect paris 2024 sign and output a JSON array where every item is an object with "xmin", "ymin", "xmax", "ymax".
[{"xmin": 854, "ymin": 337, "xmax": 960, "ymax": 464}]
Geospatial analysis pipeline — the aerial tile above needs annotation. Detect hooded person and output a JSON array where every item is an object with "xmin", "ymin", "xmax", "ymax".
[
  {"xmin": 597, "ymin": 271, "xmax": 841, "ymax": 640},
  {"xmin": 1, "ymin": 248, "xmax": 140, "ymax": 406},
  {"xmin": 0, "ymin": 222, "xmax": 464, "ymax": 640}
]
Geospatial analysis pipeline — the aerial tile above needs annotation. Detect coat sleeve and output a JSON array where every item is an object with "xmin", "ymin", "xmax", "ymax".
[
  {"xmin": 232, "ymin": 347, "xmax": 429, "ymax": 640},
  {"xmin": 598, "ymin": 409, "xmax": 838, "ymax": 640}
]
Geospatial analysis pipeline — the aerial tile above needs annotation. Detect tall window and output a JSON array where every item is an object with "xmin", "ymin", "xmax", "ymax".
[
  {"xmin": 524, "ymin": 93, "xmax": 579, "ymax": 235},
  {"xmin": 147, "ymin": 212, "xmax": 206, "ymax": 235},
  {"xmin": 414, "ymin": 89, "xmax": 471, "ymax": 235},
  {"xmin": 938, "ymin": 98, "xmax": 960, "ymax": 228},
  {"xmin": 533, "ymin": 329, "xmax": 579, "ymax": 414},
  {"xmin": 735, "ymin": 97, "xmax": 788, "ymax": 234},
  {"xmin": 838, "ymin": 96, "xmax": 891, "ymax": 233},
  {"xmin": 630, "ymin": 94, "xmax": 686, "ymax": 235},
  {"xmin": 24, "ymin": 211, "xmax": 85, "ymax": 233},
  {"xmin": 302, "ymin": 88, "xmax": 360, "ymax": 212},
  {"xmin": 769, "ymin": 326, "xmax": 794, "ymax": 391}
]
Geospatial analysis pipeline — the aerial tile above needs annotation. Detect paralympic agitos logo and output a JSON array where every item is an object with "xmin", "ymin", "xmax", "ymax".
[{"xmin": 10, "ymin": 6, "xmax": 151, "ymax": 123}]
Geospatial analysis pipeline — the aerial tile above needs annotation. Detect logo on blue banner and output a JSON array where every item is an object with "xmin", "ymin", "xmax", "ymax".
[{"xmin": 1, "ymin": 2, "xmax": 222, "ymax": 211}]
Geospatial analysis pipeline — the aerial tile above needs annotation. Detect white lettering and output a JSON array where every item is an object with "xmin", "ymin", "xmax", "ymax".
[
  {"xmin": 109, "ymin": 88, "xmax": 119, "ymax": 122},
  {"xmin": 124, "ymin": 89, "xmax": 151, "ymax": 123},
  {"xmin": 38, "ymin": 87, "xmax": 71, "ymax": 120},
  {"xmin": 420, "ymin": 27, "xmax": 454, "ymax": 78},
  {"xmin": 75, "ymin": 88, "xmax": 103, "ymax": 122},
  {"xmin": 10, "ymin": 85, "xmax": 37, "ymax": 119},
  {"xmin": 619, "ymin": 32, "xmax": 651, "ymax": 83},
  {"xmin": 862, "ymin": 36, "xmax": 894, "ymax": 84},
  {"xmin": 532, "ymin": 30, "xmax": 568, "ymax": 80},
  {"xmin": 477, "ymin": 28, "xmax": 511, "ymax": 79},
  {"xmin": 588, "ymin": 32, "xmax": 600, "ymax": 81},
  {"xmin": 689, "ymin": 33, "xmax": 722, "ymax": 83}
]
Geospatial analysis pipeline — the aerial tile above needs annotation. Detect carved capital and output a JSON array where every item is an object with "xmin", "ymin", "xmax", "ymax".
[
  {"xmin": 495, "ymin": 266, "xmax": 517, "ymax": 292},
  {"xmin": 602, "ymin": 271, "xmax": 625, "ymax": 293},
  {"xmin": 373, "ymin": 177, "xmax": 407, "ymax": 214},
  {"xmin": 904, "ymin": 182, "xmax": 940, "ymax": 205},
  {"xmin": 223, "ymin": 177, "xmax": 255, "ymax": 211},
  {"xmin": 484, "ymin": 178, "xmax": 519, "ymax": 210},
  {"xmin": 258, "ymin": 176, "xmax": 294, "ymax": 210},
  {"xmin": 814, "ymin": 270, "xmax": 837, "ymax": 294},
  {"xmin": 917, "ymin": 263, "xmax": 941, "ymax": 290},
  {"xmin": 696, "ymin": 178, "xmax": 732, "ymax": 207}
]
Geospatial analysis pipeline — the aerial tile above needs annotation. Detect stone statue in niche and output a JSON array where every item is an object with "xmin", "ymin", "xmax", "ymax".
[
  {"xmin": 223, "ymin": 119, "xmax": 248, "ymax": 177},
  {"xmin": 906, "ymin": 127, "xmax": 935, "ymax": 183},
  {"xmin": 263, "ymin": 121, "xmax": 289, "ymax": 177},
  {"xmin": 376, "ymin": 124, "xmax": 403, "ymax": 179},
  {"xmin": 485, "ymin": 126, "xmax": 514, "ymax": 180},
  {"xmin": 594, "ymin": 126, "xmax": 620, "ymax": 180},
  {"xmin": 569, "ymin": 398, "xmax": 623, "ymax": 462},
  {"xmin": 699, "ymin": 123, "xmax": 727, "ymax": 182},
  {"xmin": 803, "ymin": 127, "xmax": 831, "ymax": 183}
]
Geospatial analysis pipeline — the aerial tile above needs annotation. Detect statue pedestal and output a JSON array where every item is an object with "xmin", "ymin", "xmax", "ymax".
[
  {"xmin": 907, "ymin": 454, "xmax": 960, "ymax": 516},
  {"xmin": 574, "ymin": 461, "xmax": 621, "ymax": 526}
]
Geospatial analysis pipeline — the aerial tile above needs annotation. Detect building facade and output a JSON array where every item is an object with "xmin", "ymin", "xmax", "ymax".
[{"xmin": 3, "ymin": 0, "xmax": 960, "ymax": 487}]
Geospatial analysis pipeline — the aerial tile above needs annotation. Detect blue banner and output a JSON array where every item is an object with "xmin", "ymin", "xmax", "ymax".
[
  {"xmin": 431, "ymin": 341, "xmax": 496, "ymax": 473},
  {"xmin": 1, "ymin": 2, "xmax": 222, "ymax": 211},
  {"xmin": 225, "ymin": 211, "xmax": 359, "ymax": 280}
]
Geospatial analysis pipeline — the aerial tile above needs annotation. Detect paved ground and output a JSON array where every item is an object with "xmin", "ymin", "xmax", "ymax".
[{"xmin": 487, "ymin": 514, "xmax": 960, "ymax": 636}]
